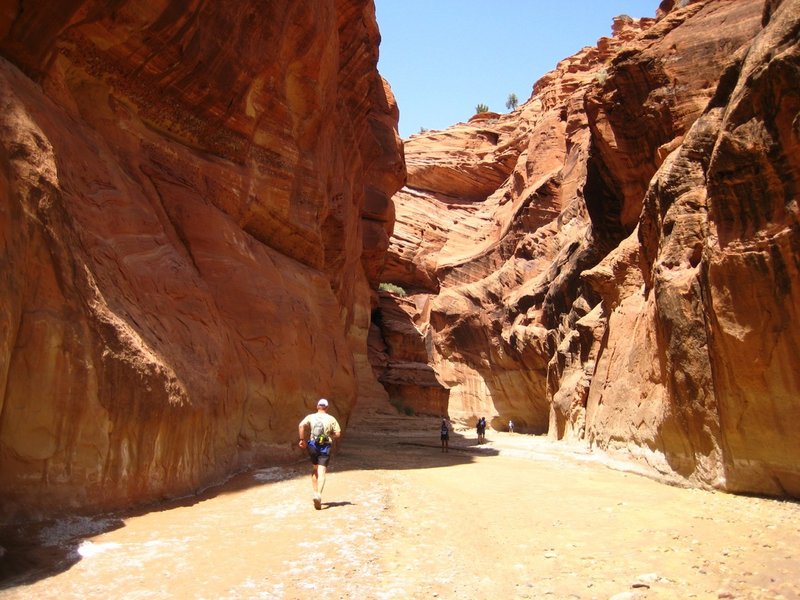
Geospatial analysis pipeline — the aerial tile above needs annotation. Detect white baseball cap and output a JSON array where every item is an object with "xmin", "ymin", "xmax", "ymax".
[{"xmin": 317, "ymin": 398, "xmax": 329, "ymax": 408}]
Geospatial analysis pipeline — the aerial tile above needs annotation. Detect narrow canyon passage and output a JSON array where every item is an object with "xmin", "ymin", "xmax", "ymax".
[{"xmin": 2, "ymin": 422, "xmax": 798, "ymax": 599}]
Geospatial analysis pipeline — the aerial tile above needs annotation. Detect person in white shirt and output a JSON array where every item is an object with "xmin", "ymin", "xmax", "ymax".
[{"xmin": 298, "ymin": 398, "xmax": 342, "ymax": 509}]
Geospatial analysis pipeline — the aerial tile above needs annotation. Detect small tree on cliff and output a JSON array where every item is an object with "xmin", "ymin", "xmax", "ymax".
[
  {"xmin": 505, "ymin": 93, "xmax": 519, "ymax": 110},
  {"xmin": 475, "ymin": 103, "xmax": 489, "ymax": 114}
]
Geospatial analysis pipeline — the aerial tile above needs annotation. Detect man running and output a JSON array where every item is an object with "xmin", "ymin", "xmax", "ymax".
[{"xmin": 298, "ymin": 398, "xmax": 342, "ymax": 510}]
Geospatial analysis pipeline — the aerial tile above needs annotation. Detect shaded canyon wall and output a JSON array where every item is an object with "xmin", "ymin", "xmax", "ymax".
[
  {"xmin": 374, "ymin": 0, "xmax": 800, "ymax": 496},
  {"xmin": 0, "ymin": 0, "xmax": 404, "ymax": 521}
]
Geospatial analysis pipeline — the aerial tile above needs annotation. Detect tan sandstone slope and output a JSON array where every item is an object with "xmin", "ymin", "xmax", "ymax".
[
  {"xmin": 374, "ymin": 0, "xmax": 800, "ymax": 496},
  {"xmin": 0, "ymin": 1, "xmax": 404, "ymax": 521}
]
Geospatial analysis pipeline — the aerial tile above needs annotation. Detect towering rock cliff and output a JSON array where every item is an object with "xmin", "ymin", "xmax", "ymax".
[
  {"xmin": 375, "ymin": 0, "xmax": 800, "ymax": 496},
  {"xmin": 0, "ymin": 0, "xmax": 404, "ymax": 521}
]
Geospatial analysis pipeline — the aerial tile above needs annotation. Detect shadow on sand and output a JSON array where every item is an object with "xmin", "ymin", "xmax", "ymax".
[{"xmin": 321, "ymin": 500, "xmax": 355, "ymax": 509}]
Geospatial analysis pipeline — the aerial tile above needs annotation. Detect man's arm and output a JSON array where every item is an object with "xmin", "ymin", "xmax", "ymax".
[{"xmin": 298, "ymin": 419, "xmax": 307, "ymax": 448}]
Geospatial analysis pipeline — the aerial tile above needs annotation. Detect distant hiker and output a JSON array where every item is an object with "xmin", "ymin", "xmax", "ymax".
[
  {"xmin": 440, "ymin": 417, "xmax": 450, "ymax": 452},
  {"xmin": 508, "ymin": 420, "xmax": 514, "ymax": 433},
  {"xmin": 298, "ymin": 398, "xmax": 342, "ymax": 510},
  {"xmin": 477, "ymin": 416, "xmax": 486, "ymax": 443}
]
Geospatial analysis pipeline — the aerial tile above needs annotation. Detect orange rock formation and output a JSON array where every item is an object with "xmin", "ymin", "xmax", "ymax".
[
  {"xmin": 375, "ymin": 0, "xmax": 800, "ymax": 496},
  {"xmin": 0, "ymin": 0, "xmax": 404, "ymax": 521},
  {"xmin": 1, "ymin": 0, "xmax": 798, "ymax": 525}
]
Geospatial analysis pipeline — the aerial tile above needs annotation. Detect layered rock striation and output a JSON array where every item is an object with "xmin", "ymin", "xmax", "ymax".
[
  {"xmin": 375, "ymin": 0, "xmax": 800, "ymax": 496},
  {"xmin": 0, "ymin": 0, "xmax": 404, "ymax": 521}
]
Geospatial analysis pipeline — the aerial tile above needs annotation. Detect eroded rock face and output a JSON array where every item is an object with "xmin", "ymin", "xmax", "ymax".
[
  {"xmin": 376, "ymin": 0, "xmax": 800, "ymax": 496},
  {"xmin": 0, "ymin": 0, "xmax": 404, "ymax": 521},
  {"xmin": 605, "ymin": 0, "xmax": 800, "ymax": 495}
]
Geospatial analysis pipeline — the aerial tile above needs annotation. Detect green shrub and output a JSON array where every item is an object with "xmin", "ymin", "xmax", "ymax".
[
  {"xmin": 379, "ymin": 282, "xmax": 407, "ymax": 297},
  {"xmin": 475, "ymin": 103, "xmax": 489, "ymax": 114},
  {"xmin": 389, "ymin": 398, "xmax": 415, "ymax": 416}
]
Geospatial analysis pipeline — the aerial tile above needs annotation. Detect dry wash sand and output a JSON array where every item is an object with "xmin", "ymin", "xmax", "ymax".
[{"xmin": 1, "ymin": 418, "xmax": 798, "ymax": 599}]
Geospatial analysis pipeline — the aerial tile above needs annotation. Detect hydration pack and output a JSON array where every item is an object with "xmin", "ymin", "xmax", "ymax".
[{"xmin": 311, "ymin": 416, "xmax": 330, "ymax": 445}]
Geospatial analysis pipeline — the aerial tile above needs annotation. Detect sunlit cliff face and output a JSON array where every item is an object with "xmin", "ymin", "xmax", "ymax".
[
  {"xmin": 0, "ymin": 0, "xmax": 798, "ymax": 527},
  {"xmin": 373, "ymin": 0, "xmax": 800, "ymax": 497}
]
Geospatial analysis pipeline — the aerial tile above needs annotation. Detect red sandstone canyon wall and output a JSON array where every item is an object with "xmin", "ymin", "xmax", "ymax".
[
  {"xmin": 0, "ymin": 0, "xmax": 404, "ymax": 521},
  {"xmin": 376, "ymin": 0, "xmax": 800, "ymax": 496}
]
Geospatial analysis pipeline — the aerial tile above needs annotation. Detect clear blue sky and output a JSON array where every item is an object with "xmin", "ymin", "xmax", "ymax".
[{"xmin": 375, "ymin": 0, "xmax": 658, "ymax": 138}]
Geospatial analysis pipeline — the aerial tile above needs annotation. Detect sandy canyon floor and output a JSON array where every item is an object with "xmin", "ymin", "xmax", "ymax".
[{"xmin": 1, "ymin": 415, "xmax": 798, "ymax": 599}]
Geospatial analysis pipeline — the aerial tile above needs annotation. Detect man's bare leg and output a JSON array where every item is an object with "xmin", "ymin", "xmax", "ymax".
[
  {"xmin": 317, "ymin": 465, "xmax": 328, "ymax": 495},
  {"xmin": 311, "ymin": 465, "xmax": 327, "ymax": 509}
]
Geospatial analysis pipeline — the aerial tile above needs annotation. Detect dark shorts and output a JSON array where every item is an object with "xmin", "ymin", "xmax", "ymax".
[
  {"xmin": 307, "ymin": 441, "xmax": 332, "ymax": 466},
  {"xmin": 440, "ymin": 433, "xmax": 449, "ymax": 441}
]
